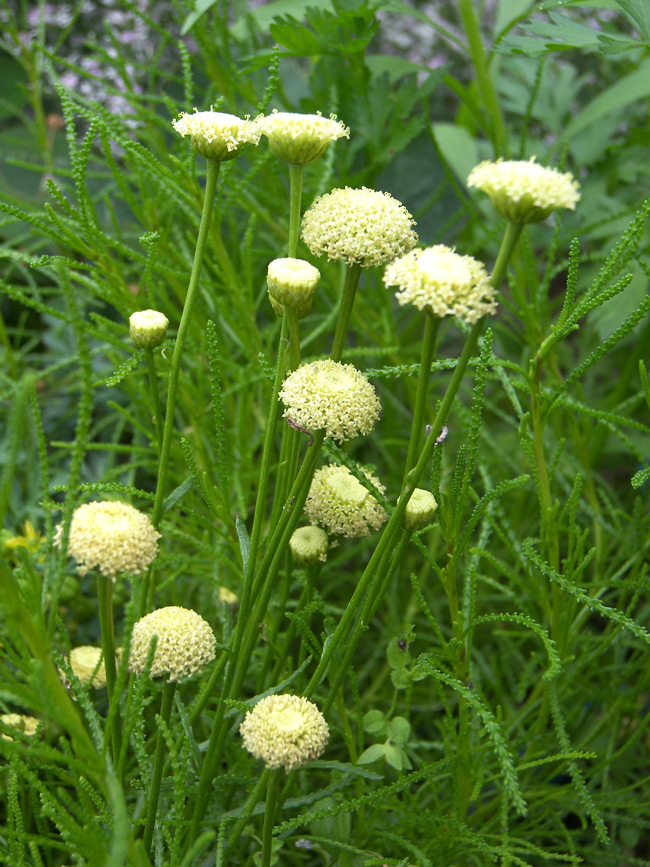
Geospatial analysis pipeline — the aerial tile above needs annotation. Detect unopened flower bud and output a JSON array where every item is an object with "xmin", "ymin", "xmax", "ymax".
[
  {"xmin": 289, "ymin": 526, "xmax": 329, "ymax": 565},
  {"xmin": 129, "ymin": 310, "xmax": 169, "ymax": 349},
  {"xmin": 267, "ymin": 258, "xmax": 320, "ymax": 318},
  {"xmin": 400, "ymin": 488, "xmax": 438, "ymax": 531}
]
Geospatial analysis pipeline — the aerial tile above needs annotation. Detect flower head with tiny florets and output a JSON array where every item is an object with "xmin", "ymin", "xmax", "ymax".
[
  {"xmin": 172, "ymin": 109, "xmax": 260, "ymax": 161},
  {"xmin": 54, "ymin": 501, "xmax": 160, "ymax": 581},
  {"xmin": 129, "ymin": 606, "xmax": 216, "ymax": 683},
  {"xmin": 384, "ymin": 245, "xmax": 496, "ymax": 324},
  {"xmin": 255, "ymin": 110, "xmax": 349, "ymax": 165},
  {"xmin": 301, "ymin": 187, "xmax": 417, "ymax": 268},
  {"xmin": 279, "ymin": 360, "xmax": 380, "ymax": 443},
  {"xmin": 305, "ymin": 464, "xmax": 387, "ymax": 538},
  {"xmin": 239, "ymin": 694, "xmax": 329, "ymax": 771},
  {"xmin": 67, "ymin": 646, "xmax": 110, "ymax": 688},
  {"xmin": 289, "ymin": 526, "xmax": 329, "ymax": 565},
  {"xmin": 467, "ymin": 157, "xmax": 580, "ymax": 224}
]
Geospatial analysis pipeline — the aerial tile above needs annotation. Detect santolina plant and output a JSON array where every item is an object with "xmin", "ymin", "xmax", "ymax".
[{"xmin": 1, "ymin": 3, "xmax": 650, "ymax": 866}]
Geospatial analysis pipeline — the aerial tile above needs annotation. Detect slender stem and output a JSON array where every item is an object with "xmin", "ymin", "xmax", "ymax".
[
  {"xmin": 331, "ymin": 264, "xmax": 362, "ymax": 362},
  {"xmin": 143, "ymin": 681, "xmax": 176, "ymax": 854},
  {"xmin": 97, "ymin": 574, "xmax": 120, "ymax": 761},
  {"xmin": 288, "ymin": 164, "xmax": 304, "ymax": 258},
  {"xmin": 261, "ymin": 769, "xmax": 283, "ymax": 867},
  {"xmin": 151, "ymin": 158, "xmax": 221, "ymax": 529},
  {"xmin": 144, "ymin": 347, "xmax": 163, "ymax": 456},
  {"xmin": 224, "ymin": 769, "xmax": 270, "ymax": 855},
  {"xmin": 402, "ymin": 313, "xmax": 440, "ymax": 485}
]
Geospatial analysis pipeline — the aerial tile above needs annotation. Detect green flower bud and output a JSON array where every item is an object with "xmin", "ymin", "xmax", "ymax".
[
  {"xmin": 401, "ymin": 488, "xmax": 438, "ymax": 531},
  {"xmin": 129, "ymin": 310, "xmax": 169, "ymax": 349},
  {"xmin": 289, "ymin": 526, "xmax": 329, "ymax": 565}
]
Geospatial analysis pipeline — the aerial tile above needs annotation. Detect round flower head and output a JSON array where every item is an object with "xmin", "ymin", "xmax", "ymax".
[
  {"xmin": 0, "ymin": 713, "xmax": 39, "ymax": 741},
  {"xmin": 129, "ymin": 309, "xmax": 169, "ymax": 349},
  {"xmin": 129, "ymin": 606, "xmax": 216, "ymax": 682},
  {"xmin": 54, "ymin": 501, "xmax": 160, "ymax": 581},
  {"xmin": 239, "ymin": 694, "xmax": 329, "ymax": 771},
  {"xmin": 289, "ymin": 526, "xmax": 329, "ymax": 565},
  {"xmin": 301, "ymin": 187, "xmax": 417, "ymax": 268},
  {"xmin": 467, "ymin": 158, "xmax": 580, "ymax": 224},
  {"xmin": 267, "ymin": 257, "xmax": 321, "ymax": 319},
  {"xmin": 218, "ymin": 585, "xmax": 239, "ymax": 608},
  {"xmin": 256, "ymin": 110, "xmax": 349, "ymax": 165},
  {"xmin": 305, "ymin": 464, "xmax": 387, "ymax": 538},
  {"xmin": 400, "ymin": 488, "xmax": 438, "ymax": 531},
  {"xmin": 172, "ymin": 109, "xmax": 260, "ymax": 161},
  {"xmin": 384, "ymin": 245, "xmax": 496, "ymax": 324},
  {"xmin": 65, "ymin": 645, "xmax": 122, "ymax": 688},
  {"xmin": 279, "ymin": 359, "xmax": 380, "ymax": 443}
]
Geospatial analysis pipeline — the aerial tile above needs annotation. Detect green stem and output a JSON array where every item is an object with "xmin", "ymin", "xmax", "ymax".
[
  {"xmin": 143, "ymin": 681, "xmax": 176, "ymax": 854},
  {"xmin": 331, "ymin": 264, "xmax": 362, "ymax": 362},
  {"xmin": 261, "ymin": 769, "xmax": 283, "ymax": 867},
  {"xmin": 288, "ymin": 164, "xmax": 305, "ymax": 258},
  {"xmin": 151, "ymin": 158, "xmax": 221, "ymax": 530},
  {"xmin": 97, "ymin": 574, "xmax": 120, "ymax": 761},
  {"xmin": 402, "ymin": 313, "xmax": 440, "ymax": 485},
  {"xmin": 144, "ymin": 347, "xmax": 163, "ymax": 456},
  {"xmin": 224, "ymin": 769, "xmax": 270, "ymax": 855}
]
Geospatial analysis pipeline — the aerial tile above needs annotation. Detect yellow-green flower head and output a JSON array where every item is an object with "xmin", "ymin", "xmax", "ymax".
[
  {"xmin": 256, "ymin": 110, "xmax": 349, "ymax": 165},
  {"xmin": 305, "ymin": 464, "xmax": 387, "ymax": 538},
  {"xmin": 239, "ymin": 694, "xmax": 329, "ymax": 771},
  {"xmin": 384, "ymin": 245, "xmax": 496, "ymax": 324},
  {"xmin": 0, "ymin": 713, "xmax": 39, "ymax": 741},
  {"xmin": 467, "ymin": 157, "xmax": 580, "ymax": 224},
  {"xmin": 172, "ymin": 109, "xmax": 260, "ymax": 161},
  {"xmin": 54, "ymin": 501, "xmax": 160, "ymax": 581},
  {"xmin": 301, "ymin": 186, "xmax": 418, "ymax": 268},
  {"xmin": 64, "ymin": 646, "xmax": 122, "ymax": 688},
  {"xmin": 267, "ymin": 257, "xmax": 321, "ymax": 319},
  {"xmin": 279, "ymin": 360, "xmax": 381, "ymax": 443},
  {"xmin": 289, "ymin": 526, "xmax": 329, "ymax": 565},
  {"xmin": 400, "ymin": 488, "xmax": 438, "ymax": 531},
  {"xmin": 129, "ymin": 309, "xmax": 169, "ymax": 349},
  {"xmin": 218, "ymin": 585, "xmax": 240, "ymax": 608},
  {"xmin": 129, "ymin": 606, "xmax": 216, "ymax": 682}
]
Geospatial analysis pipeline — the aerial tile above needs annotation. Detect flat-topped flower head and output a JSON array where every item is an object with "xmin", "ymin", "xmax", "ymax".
[
  {"xmin": 267, "ymin": 257, "xmax": 321, "ymax": 318},
  {"xmin": 256, "ymin": 110, "xmax": 349, "ymax": 165},
  {"xmin": 0, "ymin": 713, "xmax": 39, "ymax": 741},
  {"xmin": 384, "ymin": 245, "xmax": 496, "ymax": 324},
  {"xmin": 240, "ymin": 694, "xmax": 329, "ymax": 771},
  {"xmin": 129, "ymin": 606, "xmax": 216, "ymax": 682},
  {"xmin": 279, "ymin": 359, "xmax": 380, "ymax": 443},
  {"xmin": 305, "ymin": 464, "xmax": 387, "ymax": 538},
  {"xmin": 289, "ymin": 526, "xmax": 329, "ymax": 565},
  {"xmin": 400, "ymin": 488, "xmax": 438, "ymax": 531},
  {"xmin": 172, "ymin": 109, "xmax": 260, "ymax": 161},
  {"xmin": 302, "ymin": 187, "xmax": 417, "ymax": 268},
  {"xmin": 54, "ymin": 501, "xmax": 160, "ymax": 581},
  {"xmin": 129, "ymin": 309, "xmax": 169, "ymax": 349},
  {"xmin": 467, "ymin": 158, "xmax": 580, "ymax": 224}
]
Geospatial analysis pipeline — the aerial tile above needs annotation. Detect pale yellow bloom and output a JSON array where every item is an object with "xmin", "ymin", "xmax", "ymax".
[
  {"xmin": 0, "ymin": 713, "xmax": 39, "ymax": 740},
  {"xmin": 240, "ymin": 694, "xmax": 329, "ymax": 771},
  {"xmin": 218, "ymin": 586, "xmax": 239, "ymax": 608},
  {"xmin": 172, "ymin": 109, "xmax": 260, "ymax": 160},
  {"xmin": 400, "ymin": 488, "xmax": 438, "ymax": 531},
  {"xmin": 305, "ymin": 464, "xmax": 387, "ymax": 538},
  {"xmin": 289, "ymin": 526, "xmax": 329, "ymax": 565},
  {"xmin": 129, "ymin": 606, "xmax": 216, "ymax": 682},
  {"xmin": 256, "ymin": 110, "xmax": 349, "ymax": 164},
  {"xmin": 129, "ymin": 310, "xmax": 169, "ymax": 349}
]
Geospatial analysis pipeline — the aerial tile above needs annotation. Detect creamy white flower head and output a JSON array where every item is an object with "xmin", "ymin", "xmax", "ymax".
[
  {"xmin": 399, "ymin": 488, "xmax": 438, "ymax": 531},
  {"xmin": 0, "ymin": 713, "xmax": 39, "ymax": 741},
  {"xmin": 267, "ymin": 257, "xmax": 321, "ymax": 318},
  {"xmin": 54, "ymin": 501, "xmax": 160, "ymax": 581},
  {"xmin": 129, "ymin": 606, "xmax": 216, "ymax": 682},
  {"xmin": 302, "ymin": 186, "xmax": 417, "ymax": 268},
  {"xmin": 129, "ymin": 309, "xmax": 169, "ymax": 349},
  {"xmin": 172, "ymin": 109, "xmax": 260, "ymax": 160},
  {"xmin": 239, "ymin": 694, "xmax": 329, "ymax": 771},
  {"xmin": 279, "ymin": 359, "xmax": 380, "ymax": 443},
  {"xmin": 384, "ymin": 245, "xmax": 496, "ymax": 324},
  {"xmin": 289, "ymin": 526, "xmax": 329, "ymax": 566},
  {"xmin": 256, "ymin": 110, "xmax": 349, "ymax": 164},
  {"xmin": 467, "ymin": 157, "xmax": 580, "ymax": 223},
  {"xmin": 305, "ymin": 464, "xmax": 387, "ymax": 538},
  {"xmin": 68, "ymin": 646, "xmax": 110, "ymax": 688}
]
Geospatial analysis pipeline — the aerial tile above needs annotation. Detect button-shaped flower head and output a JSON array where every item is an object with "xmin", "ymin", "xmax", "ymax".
[
  {"xmin": 129, "ymin": 310, "xmax": 169, "ymax": 349},
  {"xmin": 267, "ymin": 257, "xmax": 321, "ymax": 319},
  {"xmin": 400, "ymin": 488, "xmax": 438, "ymax": 531},
  {"xmin": 302, "ymin": 187, "xmax": 417, "ymax": 268},
  {"xmin": 54, "ymin": 501, "xmax": 160, "ymax": 581},
  {"xmin": 384, "ymin": 245, "xmax": 496, "ymax": 324},
  {"xmin": 467, "ymin": 157, "xmax": 580, "ymax": 224},
  {"xmin": 289, "ymin": 526, "xmax": 329, "ymax": 566},
  {"xmin": 305, "ymin": 464, "xmax": 387, "ymax": 538},
  {"xmin": 67, "ymin": 646, "xmax": 113, "ymax": 688},
  {"xmin": 279, "ymin": 360, "xmax": 380, "ymax": 443},
  {"xmin": 240, "ymin": 694, "xmax": 329, "ymax": 771},
  {"xmin": 172, "ymin": 109, "xmax": 260, "ymax": 161},
  {"xmin": 256, "ymin": 110, "xmax": 349, "ymax": 165},
  {"xmin": 129, "ymin": 606, "xmax": 216, "ymax": 682}
]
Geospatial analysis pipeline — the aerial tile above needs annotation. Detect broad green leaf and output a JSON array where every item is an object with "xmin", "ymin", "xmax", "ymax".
[
  {"xmin": 357, "ymin": 743, "xmax": 386, "ymax": 764},
  {"xmin": 387, "ymin": 716, "xmax": 411, "ymax": 745},
  {"xmin": 430, "ymin": 122, "xmax": 479, "ymax": 186},
  {"xmin": 615, "ymin": 0, "xmax": 650, "ymax": 39},
  {"xmin": 387, "ymin": 636, "xmax": 410, "ymax": 669},
  {"xmin": 232, "ymin": 0, "xmax": 336, "ymax": 39},
  {"xmin": 363, "ymin": 709, "xmax": 386, "ymax": 735}
]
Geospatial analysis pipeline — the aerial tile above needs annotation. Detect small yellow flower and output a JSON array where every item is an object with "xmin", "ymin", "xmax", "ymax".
[
  {"xmin": 3, "ymin": 521, "xmax": 44, "ymax": 557},
  {"xmin": 129, "ymin": 606, "xmax": 216, "ymax": 682},
  {"xmin": 240, "ymin": 694, "xmax": 329, "ymax": 771},
  {"xmin": 301, "ymin": 187, "xmax": 417, "ymax": 268},
  {"xmin": 467, "ymin": 157, "xmax": 580, "ymax": 223},
  {"xmin": 305, "ymin": 464, "xmax": 387, "ymax": 538},
  {"xmin": 289, "ymin": 526, "xmax": 329, "ymax": 565},
  {"xmin": 256, "ymin": 110, "xmax": 349, "ymax": 165},
  {"xmin": 172, "ymin": 109, "xmax": 260, "ymax": 161}
]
